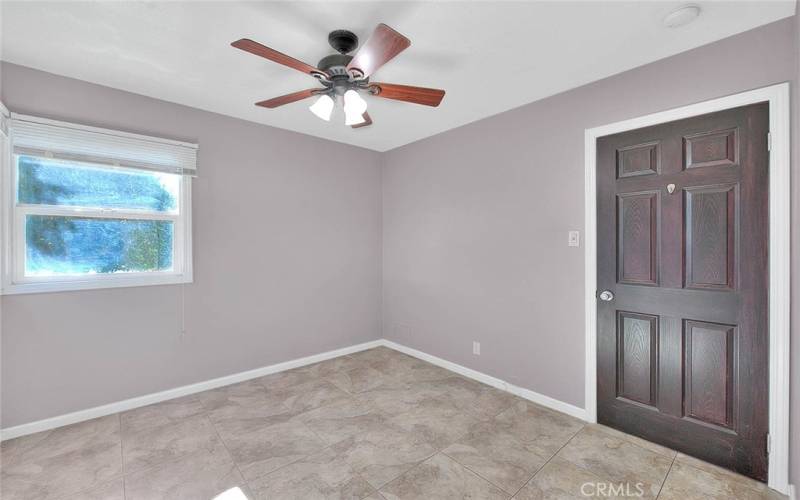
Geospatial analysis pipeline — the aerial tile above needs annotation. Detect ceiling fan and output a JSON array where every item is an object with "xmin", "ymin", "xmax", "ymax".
[{"xmin": 231, "ymin": 24, "xmax": 446, "ymax": 128}]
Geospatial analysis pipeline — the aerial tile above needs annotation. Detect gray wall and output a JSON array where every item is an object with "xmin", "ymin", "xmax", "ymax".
[
  {"xmin": 382, "ymin": 17, "xmax": 798, "ymax": 484},
  {"xmin": 0, "ymin": 62, "xmax": 382, "ymax": 428}
]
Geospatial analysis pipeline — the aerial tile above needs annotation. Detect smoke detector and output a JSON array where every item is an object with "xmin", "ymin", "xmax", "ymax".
[{"xmin": 663, "ymin": 4, "xmax": 701, "ymax": 28}]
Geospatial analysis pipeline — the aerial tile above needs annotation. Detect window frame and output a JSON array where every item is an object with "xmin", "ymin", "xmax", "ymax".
[{"xmin": 1, "ymin": 114, "xmax": 194, "ymax": 295}]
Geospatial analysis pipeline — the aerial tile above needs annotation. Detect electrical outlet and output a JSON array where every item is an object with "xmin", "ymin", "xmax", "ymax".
[{"xmin": 473, "ymin": 341, "xmax": 480, "ymax": 355}]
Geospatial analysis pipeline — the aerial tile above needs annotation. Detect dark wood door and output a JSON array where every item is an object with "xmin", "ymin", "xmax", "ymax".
[{"xmin": 596, "ymin": 103, "xmax": 769, "ymax": 481}]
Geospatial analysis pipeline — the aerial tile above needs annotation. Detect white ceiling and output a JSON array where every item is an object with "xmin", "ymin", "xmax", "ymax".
[{"xmin": 1, "ymin": 1, "xmax": 795, "ymax": 152}]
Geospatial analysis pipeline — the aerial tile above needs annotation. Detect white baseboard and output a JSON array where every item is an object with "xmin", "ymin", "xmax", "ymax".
[
  {"xmin": 381, "ymin": 339, "xmax": 588, "ymax": 421},
  {"xmin": 0, "ymin": 339, "xmax": 383, "ymax": 441},
  {"xmin": 2, "ymin": 338, "xmax": 591, "ymax": 441},
  {"xmin": 3, "ymin": 337, "xmax": 789, "ymax": 492}
]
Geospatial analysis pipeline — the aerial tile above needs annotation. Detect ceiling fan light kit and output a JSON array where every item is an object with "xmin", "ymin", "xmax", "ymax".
[{"xmin": 231, "ymin": 24, "xmax": 446, "ymax": 129}]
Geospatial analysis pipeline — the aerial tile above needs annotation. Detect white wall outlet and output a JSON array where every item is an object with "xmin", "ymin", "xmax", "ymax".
[
  {"xmin": 568, "ymin": 230, "xmax": 580, "ymax": 247},
  {"xmin": 473, "ymin": 341, "xmax": 481, "ymax": 355}
]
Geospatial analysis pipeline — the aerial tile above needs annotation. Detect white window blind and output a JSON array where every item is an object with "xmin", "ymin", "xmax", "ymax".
[
  {"xmin": 10, "ymin": 114, "xmax": 197, "ymax": 175},
  {"xmin": 2, "ymin": 113, "xmax": 194, "ymax": 294}
]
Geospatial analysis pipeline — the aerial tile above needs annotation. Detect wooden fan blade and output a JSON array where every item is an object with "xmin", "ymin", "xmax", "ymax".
[
  {"xmin": 351, "ymin": 112, "xmax": 373, "ymax": 129},
  {"xmin": 256, "ymin": 89, "xmax": 319, "ymax": 108},
  {"xmin": 346, "ymin": 24, "xmax": 410, "ymax": 78},
  {"xmin": 370, "ymin": 83, "xmax": 445, "ymax": 107},
  {"xmin": 232, "ymin": 38, "xmax": 327, "ymax": 78}
]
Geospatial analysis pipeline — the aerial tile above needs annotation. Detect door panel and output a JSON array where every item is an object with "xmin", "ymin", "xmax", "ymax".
[
  {"xmin": 685, "ymin": 185, "xmax": 737, "ymax": 290},
  {"xmin": 684, "ymin": 320, "xmax": 736, "ymax": 429},
  {"xmin": 617, "ymin": 141, "xmax": 660, "ymax": 178},
  {"xmin": 684, "ymin": 128, "xmax": 739, "ymax": 169},
  {"xmin": 597, "ymin": 103, "xmax": 769, "ymax": 481},
  {"xmin": 617, "ymin": 192, "xmax": 659, "ymax": 285},
  {"xmin": 617, "ymin": 311, "xmax": 658, "ymax": 407}
]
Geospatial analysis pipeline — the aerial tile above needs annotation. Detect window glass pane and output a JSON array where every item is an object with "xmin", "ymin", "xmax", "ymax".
[
  {"xmin": 17, "ymin": 155, "xmax": 179, "ymax": 212},
  {"xmin": 25, "ymin": 215, "xmax": 174, "ymax": 276}
]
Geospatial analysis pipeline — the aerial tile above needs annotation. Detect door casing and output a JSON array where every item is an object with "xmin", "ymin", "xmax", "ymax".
[{"xmin": 583, "ymin": 83, "xmax": 791, "ymax": 495}]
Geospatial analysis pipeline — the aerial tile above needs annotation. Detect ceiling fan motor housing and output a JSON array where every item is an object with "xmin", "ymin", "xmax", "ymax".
[
  {"xmin": 317, "ymin": 53, "xmax": 353, "ymax": 78},
  {"xmin": 328, "ymin": 29, "xmax": 359, "ymax": 54}
]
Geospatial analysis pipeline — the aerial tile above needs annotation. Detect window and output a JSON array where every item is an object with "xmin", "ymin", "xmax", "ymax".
[{"xmin": 2, "ymin": 114, "xmax": 195, "ymax": 294}]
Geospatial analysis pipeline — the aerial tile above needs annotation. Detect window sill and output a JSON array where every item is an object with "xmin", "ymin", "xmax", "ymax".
[{"xmin": 1, "ymin": 273, "xmax": 193, "ymax": 295}]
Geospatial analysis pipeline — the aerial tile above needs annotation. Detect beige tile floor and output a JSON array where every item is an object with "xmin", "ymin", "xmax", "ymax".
[{"xmin": 0, "ymin": 346, "xmax": 786, "ymax": 500}]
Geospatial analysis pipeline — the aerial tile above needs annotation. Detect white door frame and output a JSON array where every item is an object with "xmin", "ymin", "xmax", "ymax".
[{"xmin": 583, "ymin": 83, "xmax": 791, "ymax": 494}]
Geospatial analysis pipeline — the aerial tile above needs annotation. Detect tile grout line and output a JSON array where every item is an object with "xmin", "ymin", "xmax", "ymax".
[
  {"xmin": 426, "ymin": 405, "xmax": 520, "ymax": 494},
  {"xmin": 539, "ymin": 426, "xmax": 618, "ymax": 483},
  {"xmin": 118, "ymin": 413, "xmax": 127, "ymax": 500},
  {"xmin": 358, "ymin": 404, "xmax": 441, "ymax": 493},
  {"xmin": 655, "ymin": 453, "xmax": 678, "ymax": 499},
  {"xmin": 438, "ymin": 449, "xmax": 515, "ymax": 498},
  {"xmin": 204, "ymin": 410, "xmax": 255, "ymax": 495},
  {"xmin": 508, "ymin": 423, "xmax": 587, "ymax": 498},
  {"xmin": 234, "ymin": 411, "xmax": 386, "ymax": 493},
  {"xmin": 375, "ymin": 448, "xmax": 440, "ymax": 494},
  {"xmin": 241, "ymin": 441, "xmax": 341, "ymax": 486}
]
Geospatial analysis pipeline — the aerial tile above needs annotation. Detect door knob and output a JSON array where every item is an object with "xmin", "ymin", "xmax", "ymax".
[{"xmin": 599, "ymin": 290, "xmax": 614, "ymax": 301}]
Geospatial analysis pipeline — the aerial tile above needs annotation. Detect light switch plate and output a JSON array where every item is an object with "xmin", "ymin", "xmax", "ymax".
[{"xmin": 568, "ymin": 230, "xmax": 580, "ymax": 247}]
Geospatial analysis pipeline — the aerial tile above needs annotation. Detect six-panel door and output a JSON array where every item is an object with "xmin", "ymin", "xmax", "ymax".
[{"xmin": 596, "ymin": 103, "xmax": 769, "ymax": 481}]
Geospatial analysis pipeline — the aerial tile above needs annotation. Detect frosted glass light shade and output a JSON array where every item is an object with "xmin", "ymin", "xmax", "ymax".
[
  {"xmin": 309, "ymin": 94, "xmax": 334, "ymax": 121},
  {"xmin": 343, "ymin": 90, "xmax": 367, "ymax": 125}
]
